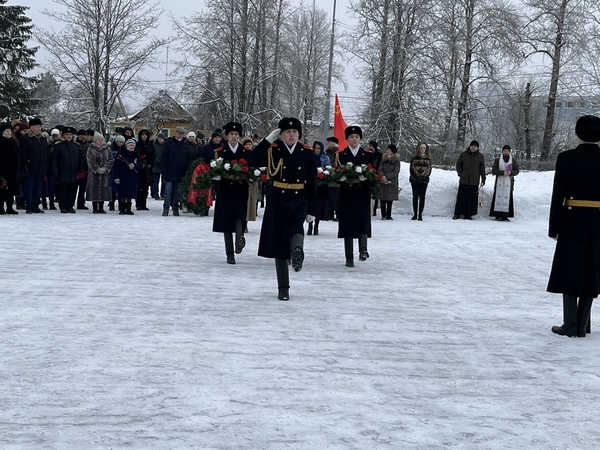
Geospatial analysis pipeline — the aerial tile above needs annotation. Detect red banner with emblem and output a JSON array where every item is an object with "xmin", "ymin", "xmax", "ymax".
[{"xmin": 333, "ymin": 94, "xmax": 349, "ymax": 150}]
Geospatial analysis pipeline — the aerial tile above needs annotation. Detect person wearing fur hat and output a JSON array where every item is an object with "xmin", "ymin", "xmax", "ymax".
[
  {"xmin": 452, "ymin": 140, "xmax": 486, "ymax": 220},
  {"xmin": 333, "ymin": 125, "xmax": 374, "ymax": 267},
  {"xmin": 212, "ymin": 121, "xmax": 252, "ymax": 264},
  {"xmin": 548, "ymin": 115, "xmax": 600, "ymax": 338},
  {"xmin": 378, "ymin": 144, "xmax": 400, "ymax": 220},
  {"xmin": 19, "ymin": 118, "xmax": 49, "ymax": 213},
  {"xmin": 409, "ymin": 142, "xmax": 432, "ymax": 220},
  {"xmin": 0, "ymin": 123, "xmax": 20, "ymax": 214},
  {"xmin": 247, "ymin": 117, "xmax": 317, "ymax": 301},
  {"xmin": 51, "ymin": 126, "xmax": 87, "ymax": 213},
  {"xmin": 113, "ymin": 139, "xmax": 143, "ymax": 215},
  {"xmin": 86, "ymin": 132, "xmax": 114, "ymax": 213},
  {"xmin": 489, "ymin": 145, "xmax": 520, "ymax": 221}
]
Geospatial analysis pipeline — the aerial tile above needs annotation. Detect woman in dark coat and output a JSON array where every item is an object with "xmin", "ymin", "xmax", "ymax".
[
  {"xmin": 247, "ymin": 118, "xmax": 317, "ymax": 301},
  {"xmin": 409, "ymin": 142, "xmax": 432, "ymax": 221},
  {"xmin": 334, "ymin": 126, "xmax": 374, "ymax": 267},
  {"xmin": 378, "ymin": 144, "xmax": 400, "ymax": 220},
  {"xmin": 212, "ymin": 122, "xmax": 252, "ymax": 264},
  {"xmin": 86, "ymin": 132, "xmax": 114, "ymax": 213},
  {"xmin": 0, "ymin": 123, "xmax": 20, "ymax": 214},
  {"xmin": 135, "ymin": 129, "xmax": 153, "ymax": 211},
  {"xmin": 308, "ymin": 140, "xmax": 330, "ymax": 236},
  {"xmin": 52, "ymin": 126, "xmax": 87, "ymax": 213},
  {"xmin": 453, "ymin": 140, "xmax": 486, "ymax": 220},
  {"xmin": 489, "ymin": 145, "xmax": 520, "ymax": 221},
  {"xmin": 548, "ymin": 115, "xmax": 600, "ymax": 338},
  {"xmin": 113, "ymin": 139, "xmax": 143, "ymax": 215}
]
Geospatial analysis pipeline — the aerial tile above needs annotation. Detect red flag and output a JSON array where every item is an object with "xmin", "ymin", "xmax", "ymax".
[{"xmin": 333, "ymin": 94, "xmax": 348, "ymax": 150}]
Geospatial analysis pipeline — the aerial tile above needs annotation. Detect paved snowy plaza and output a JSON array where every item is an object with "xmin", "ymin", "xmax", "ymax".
[{"xmin": 1, "ymin": 167, "xmax": 599, "ymax": 449}]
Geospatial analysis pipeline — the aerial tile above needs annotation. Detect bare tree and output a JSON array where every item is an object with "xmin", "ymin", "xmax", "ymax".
[
  {"xmin": 520, "ymin": 0, "xmax": 594, "ymax": 160},
  {"xmin": 37, "ymin": 0, "xmax": 165, "ymax": 132}
]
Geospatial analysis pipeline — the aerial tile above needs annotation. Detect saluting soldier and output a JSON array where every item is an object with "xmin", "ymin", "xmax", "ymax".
[
  {"xmin": 212, "ymin": 122, "xmax": 252, "ymax": 264},
  {"xmin": 248, "ymin": 118, "xmax": 317, "ymax": 301},
  {"xmin": 548, "ymin": 115, "xmax": 600, "ymax": 338},
  {"xmin": 334, "ymin": 126, "xmax": 374, "ymax": 267}
]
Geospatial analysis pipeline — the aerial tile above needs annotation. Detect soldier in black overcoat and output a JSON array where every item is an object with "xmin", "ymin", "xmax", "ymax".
[
  {"xmin": 51, "ymin": 126, "xmax": 87, "ymax": 213},
  {"xmin": 212, "ymin": 122, "xmax": 252, "ymax": 264},
  {"xmin": 248, "ymin": 118, "xmax": 317, "ymax": 301},
  {"xmin": 548, "ymin": 115, "xmax": 600, "ymax": 338},
  {"xmin": 334, "ymin": 126, "xmax": 374, "ymax": 267}
]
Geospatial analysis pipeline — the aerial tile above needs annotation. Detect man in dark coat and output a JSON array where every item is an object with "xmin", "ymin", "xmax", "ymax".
[
  {"xmin": 248, "ymin": 117, "xmax": 317, "ymax": 301},
  {"xmin": 453, "ymin": 140, "xmax": 486, "ymax": 220},
  {"xmin": 548, "ymin": 115, "xmax": 600, "ymax": 338},
  {"xmin": 19, "ymin": 118, "xmax": 49, "ymax": 214},
  {"xmin": 334, "ymin": 126, "xmax": 374, "ymax": 267},
  {"xmin": 51, "ymin": 126, "xmax": 87, "ymax": 213},
  {"xmin": 161, "ymin": 126, "xmax": 191, "ymax": 216},
  {"xmin": 0, "ymin": 122, "xmax": 20, "ymax": 214},
  {"xmin": 212, "ymin": 122, "xmax": 251, "ymax": 264}
]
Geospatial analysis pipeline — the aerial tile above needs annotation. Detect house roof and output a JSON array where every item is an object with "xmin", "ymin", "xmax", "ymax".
[{"xmin": 112, "ymin": 91, "xmax": 196, "ymax": 124}]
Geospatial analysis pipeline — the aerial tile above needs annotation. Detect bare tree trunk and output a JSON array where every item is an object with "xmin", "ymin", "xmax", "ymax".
[
  {"xmin": 524, "ymin": 82, "xmax": 532, "ymax": 160},
  {"xmin": 540, "ymin": 0, "xmax": 567, "ymax": 160},
  {"xmin": 455, "ymin": 0, "xmax": 475, "ymax": 151}
]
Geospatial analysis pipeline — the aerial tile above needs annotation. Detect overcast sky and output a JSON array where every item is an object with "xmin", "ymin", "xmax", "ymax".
[{"xmin": 14, "ymin": 0, "xmax": 361, "ymax": 119}]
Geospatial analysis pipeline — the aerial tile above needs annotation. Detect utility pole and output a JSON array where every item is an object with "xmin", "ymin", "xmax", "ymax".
[{"xmin": 321, "ymin": 0, "xmax": 337, "ymax": 141}]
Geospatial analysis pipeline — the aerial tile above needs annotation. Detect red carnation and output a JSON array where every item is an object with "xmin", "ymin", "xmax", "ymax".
[
  {"xmin": 367, "ymin": 164, "xmax": 373, "ymax": 169},
  {"xmin": 317, "ymin": 172, "xmax": 324, "ymax": 179},
  {"xmin": 241, "ymin": 166, "xmax": 249, "ymax": 173},
  {"xmin": 377, "ymin": 175, "xmax": 383, "ymax": 181},
  {"xmin": 261, "ymin": 174, "xmax": 268, "ymax": 182},
  {"xmin": 231, "ymin": 159, "xmax": 238, "ymax": 165},
  {"xmin": 239, "ymin": 158, "xmax": 247, "ymax": 165}
]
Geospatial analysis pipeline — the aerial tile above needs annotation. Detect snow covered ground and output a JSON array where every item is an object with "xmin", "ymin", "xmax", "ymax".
[{"xmin": 2, "ymin": 165, "xmax": 599, "ymax": 450}]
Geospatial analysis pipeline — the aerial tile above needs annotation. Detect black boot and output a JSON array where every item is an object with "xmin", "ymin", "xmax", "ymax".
[
  {"xmin": 118, "ymin": 201, "xmax": 126, "ymax": 215},
  {"xmin": 225, "ymin": 233, "xmax": 235, "ymax": 264},
  {"xmin": 0, "ymin": 203, "xmax": 5, "ymax": 215},
  {"xmin": 552, "ymin": 294, "xmax": 578, "ymax": 337},
  {"xmin": 314, "ymin": 221, "xmax": 319, "ymax": 235},
  {"xmin": 92, "ymin": 202, "xmax": 99, "ymax": 214},
  {"xmin": 307, "ymin": 222, "xmax": 313, "ymax": 235},
  {"xmin": 418, "ymin": 198, "xmax": 425, "ymax": 221},
  {"xmin": 162, "ymin": 207, "xmax": 169, "ymax": 217},
  {"xmin": 412, "ymin": 197, "xmax": 419, "ymax": 220},
  {"xmin": 98, "ymin": 202, "xmax": 106, "ymax": 214},
  {"xmin": 126, "ymin": 200, "xmax": 134, "ymax": 215},
  {"xmin": 42, "ymin": 197, "xmax": 48, "ymax": 210},
  {"xmin": 290, "ymin": 233, "xmax": 304, "ymax": 272},
  {"xmin": 359, "ymin": 234, "xmax": 369, "ymax": 261},
  {"xmin": 49, "ymin": 198, "xmax": 57, "ymax": 210},
  {"xmin": 108, "ymin": 201, "xmax": 115, "ymax": 211},
  {"xmin": 577, "ymin": 297, "xmax": 593, "ymax": 337},
  {"xmin": 275, "ymin": 258, "xmax": 290, "ymax": 300},
  {"xmin": 5, "ymin": 199, "xmax": 18, "ymax": 214},
  {"xmin": 344, "ymin": 237, "xmax": 354, "ymax": 267},
  {"xmin": 234, "ymin": 220, "xmax": 245, "ymax": 254}
]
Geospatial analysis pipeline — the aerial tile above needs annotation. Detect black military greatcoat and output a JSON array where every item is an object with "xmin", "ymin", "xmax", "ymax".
[
  {"xmin": 547, "ymin": 143, "xmax": 600, "ymax": 297},
  {"xmin": 212, "ymin": 144, "xmax": 252, "ymax": 233},
  {"xmin": 248, "ymin": 139, "xmax": 317, "ymax": 259},
  {"xmin": 335, "ymin": 147, "xmax": 374, "ymax": 238}
]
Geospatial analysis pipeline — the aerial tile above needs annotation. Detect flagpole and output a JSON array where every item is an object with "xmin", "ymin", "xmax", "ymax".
[{"xmin": 322, "ymin": 0, "xmax": 337, "ymax": 141}]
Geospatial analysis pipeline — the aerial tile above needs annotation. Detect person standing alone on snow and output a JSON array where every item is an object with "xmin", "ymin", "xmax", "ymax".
[
  {"xmin": 548, "ymin": 115, "xmax": 600, "ymax": 338},
  {"xmin": 489, "ymin": 145, "xmax": 519, "ymax": 221},
  {"xmin": 409, "ymin": 141, "xmax": 432, "ymax": 221},
  {"xmin": 453, "ymin": 140, "xmax": 486, "ymax": 220}
]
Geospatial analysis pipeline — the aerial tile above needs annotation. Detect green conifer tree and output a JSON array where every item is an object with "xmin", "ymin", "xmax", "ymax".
[{"xmin": 0, "ymin": 0, "xmax": 38, "ymax": 120}]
